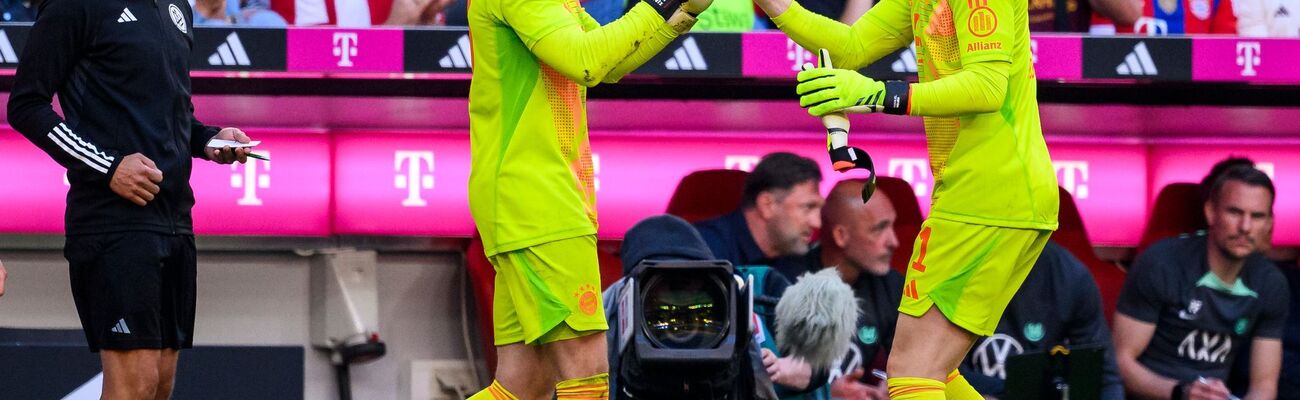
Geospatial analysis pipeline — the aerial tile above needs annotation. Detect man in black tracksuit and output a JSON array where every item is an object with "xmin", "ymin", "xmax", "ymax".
[{"xmin": 8, "ymin": 0, "xmax": 256, "ymax": 397}]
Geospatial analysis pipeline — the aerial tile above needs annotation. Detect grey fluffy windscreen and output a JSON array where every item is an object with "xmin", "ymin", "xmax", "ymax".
[{"xmin": 774, "ymin": 268, "xmax": 859, "ymax": 368}]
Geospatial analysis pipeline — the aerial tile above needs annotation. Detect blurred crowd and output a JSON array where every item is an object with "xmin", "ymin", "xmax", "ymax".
[{"xmin": 2, "ymin": 0, "xmax": 1296, "ymax": 36}]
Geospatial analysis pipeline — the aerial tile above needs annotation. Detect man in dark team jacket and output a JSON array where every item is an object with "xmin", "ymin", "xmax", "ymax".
[
  {"xmin": 958, "ymin": 241, "xmax": 1124, "ymax": 399},
  {"xmin": 8, "ymin": 0, "xmax": 256, "ymax": 397}
]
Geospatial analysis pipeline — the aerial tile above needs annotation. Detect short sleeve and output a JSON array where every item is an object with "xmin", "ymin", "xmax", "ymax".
[
  {"xmin": 1252, "ymin": 266, "xmax": 1291, "ymax": 339},
  {"xmin": 953, "ymin": 0, "xmax": 1013, "ymax": 65},
  {"xmin": 1115, "ymin": 248, "xmax": 1171, "ymax": 323}
]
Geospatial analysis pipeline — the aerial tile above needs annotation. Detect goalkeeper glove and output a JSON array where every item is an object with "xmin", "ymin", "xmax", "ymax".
[
  {"xmin": 796, "ymin": 67, "xmax": 910, "ymax": 117},
  {"xmin": 642, "ymin": 0, "xmax": 711, "ymax": 19}
]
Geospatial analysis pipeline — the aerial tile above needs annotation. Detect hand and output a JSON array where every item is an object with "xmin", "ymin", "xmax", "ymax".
[
  {"xmin": 830, "ymin": 369, "xmax": 875, "ymax": 400},
  {"xmin": 761, "ymin": 348, "xmax": 813, "ymax": 389},
  {"xmin": 682, "ymin": 0, "xmax": 712, "ymax": 16},
  {"xmin": 0, "ymin": 260, "xmax": 7, "ymax": 298},
  {"xmin": 205, "ymin": 128, "xmax": 253, "ymax": 164},
  {"xmin": 1187, "ymin": 379, "xmax": 1232, "ymax": 400},
  {"xmin": 110, "ymin": 153, "xmax": 164, "ymax": 207},
  {"xmin": 796, "ymin": 67, "xmax": 886, "ymax": 117}
]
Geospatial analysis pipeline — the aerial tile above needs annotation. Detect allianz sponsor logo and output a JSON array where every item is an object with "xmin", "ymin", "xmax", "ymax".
[
  {"xmin": 1178, "ymin": 329, "xmax": 1232, "ymax": 364},
  {"xmin": 396, "ymin": 150, "xmax": 435, "ymax": 207}
]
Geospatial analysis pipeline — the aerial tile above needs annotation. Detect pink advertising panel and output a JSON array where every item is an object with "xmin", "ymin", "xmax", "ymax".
[
  {"xmin": 332, "ymin": 132, "xmax": 475, "ymax": 236},
  {"xmin": 741, "ymin": 32, "xmax": 807, "ymax": 79},
  {"xmin": 0, "ymin": 130, "xmax": 71, "ymax": 234},
  {"xmin": 1046, "ymin": 142, "xmax": 1148, "ymax": 246},
  {"xmin": 1031, "ymin": 35, "xmax": 1083, "ymax": 81},
  {"xmin": 1149, "ymin": 144, "xmax": 1298, "ymax": 245},
  {"xmin": 190, "ymin": 132, "xmax": 332, "ymax": 236},
  {"xmin": 1192, "ymin": 38, "xmax": 1300, "ymax": 83},
  {"xmin": 0, "ymin": 130, "xmax": 330, "ymax": 236},
  {"xmin": 287, "ymin": 29, "xmax": 405, "ymax": 73}
]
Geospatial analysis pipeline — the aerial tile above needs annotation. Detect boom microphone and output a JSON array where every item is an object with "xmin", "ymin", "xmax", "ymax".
[{"xmin": 774, "ymin": 268, "xmax": 858, "ymax": 368}]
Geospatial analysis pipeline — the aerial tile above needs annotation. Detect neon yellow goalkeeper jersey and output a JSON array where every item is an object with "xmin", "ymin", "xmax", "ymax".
[
  {"xmin": 467, "ymin": 0, "xmax": 600, "ymax": 256},
  {"xmin": 868, "ymin": 0, "xmax": 1059, "ymax": 231}
]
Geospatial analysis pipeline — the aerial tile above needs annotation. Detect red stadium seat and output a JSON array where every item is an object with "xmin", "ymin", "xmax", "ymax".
[
  {"xmin": 1139, "ymin": 182, "xmax": 1206, "ymax": 254},
  {"xmin": 874, "ymin": 177, "xmax": 924, "ymax": 274},
  {"xmin": 1051, "ymin": 186, "xmax": 1127, "ymax": 324},
  {"xmin": 665, "ymin": 169, "xmax": 749, "ymax": 223},
  {"xmin": 465, "ymin": 235, "xmax": 624, "ymax": 376}
]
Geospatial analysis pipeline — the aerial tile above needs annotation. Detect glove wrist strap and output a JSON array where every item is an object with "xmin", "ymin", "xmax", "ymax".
[
  {"xmin": 641, "ymin": 0, "xmax": 685, "ymax": 20},
  {"xmin": 882, "ymin": 80, "xmax": 910, "ymax": 115}
]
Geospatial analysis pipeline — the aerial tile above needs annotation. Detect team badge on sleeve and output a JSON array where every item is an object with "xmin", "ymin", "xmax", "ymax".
[{"xmin": 967, "ymin": 0, "xmax": 998, "ymax": 37}]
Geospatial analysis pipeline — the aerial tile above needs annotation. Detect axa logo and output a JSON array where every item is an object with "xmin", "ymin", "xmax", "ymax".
[
  {"xmin": 725, "ymin": 155, "xmax": 761, "ymax": 171},
  {"xmin": 395, "ymin": 151, "xmax": 435, "ymax": 207},
  {"xmin": 439, "ymin": 34, "xmax": 472, "ymax": 69},
  {"xmin": 972, "ymin": 334, "xmax": 1024, "ymax": 379},
  {"xmin": 1177, "ymin": 329, "xmax": 1232, "ymax": 363},
  {"xmin": 0, "ymin": 30, "xmax": 18, "ymax": 64},
  {"xmin": 787, "ymin": 38, "xmax": 814, "ymax": 72},
  {"xmin": 1237, "ymin": 42, "xmax": 1261, "ymax": 77},
  {"xmin": 231, "ymin": 153, "xmax": 271, "ymax": 206},
  {"xmin": 333, "ymin": 32, "xmax": 359, "ymax": 67},
  {"xmin": 1053, "ymin": 161, "xmax": 1089, "ymax": 199},
  {"xmin": 1116, "ymin": 42, "xmax": 1159, "ymax": 76},
  {"xmin": 888, "ymin": 158, "xmax": 932, "ymax": 197},
  {"xmin": 208, "ymin": 32, "xmax": 251, "ymax": 66},
  {"xmin": 665, "ymin": 37, "xmax": 708, "ymax": 71},
  {"xmin": 892, "ymin": 44, "xmax": 918, "ymax": 73}
]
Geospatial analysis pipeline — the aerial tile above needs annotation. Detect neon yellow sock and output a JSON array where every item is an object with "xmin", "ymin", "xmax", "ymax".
[
  {"xmin": 945, "ymin": 370, "xmax": 983, "ymax": 400},
  {"xmin": 467, "ymin": 380, "xmax": 520, "ymax": 400},
  {"xmin": 888, "ymin": 377, "xmax": 947, "ymax": 400},
  {"xmin": 555, "ymin": 373, "xmax": 608, "ymax": 400}
]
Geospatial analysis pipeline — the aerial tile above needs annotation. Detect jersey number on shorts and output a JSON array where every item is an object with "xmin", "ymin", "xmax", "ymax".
[{"xmin": 911, "ymin": 226, "xmax": 932, "ymax": 273}]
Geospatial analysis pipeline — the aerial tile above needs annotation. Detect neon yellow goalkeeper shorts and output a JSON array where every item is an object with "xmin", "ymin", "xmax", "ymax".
[
  {"xmin": 898, "ymin": 217, "xmax": 1051, "ymax": 337},
  {"xmin": 491, "ymin": 235, "xmax": 607, "ymax": 346}
]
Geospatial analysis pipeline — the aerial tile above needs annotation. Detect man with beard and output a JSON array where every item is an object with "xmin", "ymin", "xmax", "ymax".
[
  {"xmin": 1114, "ymin": 165, "xmax": 1288, "ymax": 400},
  {"xmin": 695, "ymin": 151, "xmax": 826, "ymax": 394}
]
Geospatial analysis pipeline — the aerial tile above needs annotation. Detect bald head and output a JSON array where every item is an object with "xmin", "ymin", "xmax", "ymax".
[{"xmin": 821, "ymin": 179, "xmax": 898, "ymax": 277}]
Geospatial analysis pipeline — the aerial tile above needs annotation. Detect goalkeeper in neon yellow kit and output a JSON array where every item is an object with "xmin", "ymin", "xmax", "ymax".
[
  {"xmin": 464, "ymin": 0, "xmax": 711, "ymax": 398},
  {"xmin": 754, "ymin": 0, "xmax": 1060, "ymax": 398}
]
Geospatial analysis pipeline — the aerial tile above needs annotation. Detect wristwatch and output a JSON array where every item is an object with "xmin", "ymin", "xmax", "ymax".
[{"xmin": 1171, "ymin": 381, "xmax": 1188, "ymax": 400}]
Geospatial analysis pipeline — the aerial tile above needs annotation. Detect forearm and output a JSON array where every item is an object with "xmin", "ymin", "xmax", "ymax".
[
  {"xmin": 1244, "ymin": 388, "xmax": 1276, "ymax": 400},
  {"xmin": 603, "ymin": 13, "xmax": 695, "ymax": 83},
  {"xmin": 531, "ymin": 2, "xmax": 666, "ymax": 87},
  {"xmin": 907, "ymin": 61, "xmax": 1009, "ymax": 117},
  {"xmin": 1118, "ymin": 357, "xmax": 1178, "ymax": 400},
  {"xmin": 1090, "ymin": 0, "xmax": 1141, "ymax": 26},
  {"xmin": 769, "ymin": 1, "xmax": 905, "ymax": 69}
]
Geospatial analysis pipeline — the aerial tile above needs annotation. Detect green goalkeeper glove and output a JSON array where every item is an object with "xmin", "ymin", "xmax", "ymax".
[{"xmin": 796, "ymin": 67, "xmax": 910, "ymax": 117}]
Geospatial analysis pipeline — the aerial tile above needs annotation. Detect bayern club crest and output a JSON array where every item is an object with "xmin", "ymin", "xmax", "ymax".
[
  {"xmin": 1190, "ymin": 0, "xmax": 1212, "ymax": 20},
  {"xmin": 169, "ymin": 4, "xmax": 187, "ymax": 34}
]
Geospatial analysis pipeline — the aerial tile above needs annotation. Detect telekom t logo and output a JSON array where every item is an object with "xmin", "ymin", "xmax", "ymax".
[
  {"xmin": 1029, "ymin": 39, "xmax": 1039, "ymax": 64},
  {"xmin": 1053, "ymin": 161, "xmax": 1089, "ymax": 199},
  {"xmin": 725, "ymin": 155, "xmax": 761, "ymax": 171},
  {"xmin": 395, "ymin": 151, "xmax": 435, "ymax": 207},
  {"xmin": 1237, "ymin": 42, "xmax": 1261, "ymax": 77},
  {"xmin": 592, "ymin": 153, "xmax": 602, "ymax": 192},
  {"xmin": 231, "ymin": 153, "xmax": 271, "ymax": 206},
  {"xmin": 333, "ymin": 32, "xmax": 359, "ymax": 67},
  {"xmin": 888, "ymin": 158, "xmax": 932, "ymax": 197},
  {"xmin": 787, "ymin": 38, "xmax": 814, "ymax": 72}
]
